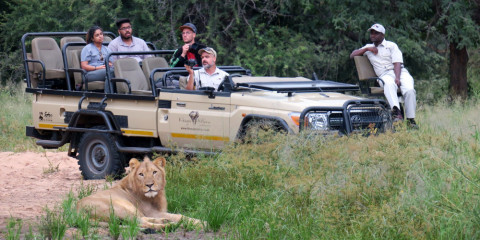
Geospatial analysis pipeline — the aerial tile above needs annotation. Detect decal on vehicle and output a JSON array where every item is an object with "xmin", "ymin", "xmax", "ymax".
[
  {"xmin": 171, "ymin": 133, "xmax": 229, "ymax": 141},
  {"xmin": 38, "ymin": 123, "xmax": 68, "ymax": 129},
  {"xmin": 39, "ymin": 111, "xmax": 53, "ymax": 122},
  {"xmin": 189, "ymin": 111, "xmax": 199, "ymax": 124},
  {"xmin": 121, "ymin": 129, "xmax": 154, "ymax": 136}
]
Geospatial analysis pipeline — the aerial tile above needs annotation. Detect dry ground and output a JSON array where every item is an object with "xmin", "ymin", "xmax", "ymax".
[{"xmin": 0, "ymin": 152, "xmax": 214, "ymax": 239}]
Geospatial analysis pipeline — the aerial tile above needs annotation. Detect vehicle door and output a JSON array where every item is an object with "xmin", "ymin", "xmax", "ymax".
[{"xmin": 157, "ymin": 89, "xmax": 231, "ymax": 150}]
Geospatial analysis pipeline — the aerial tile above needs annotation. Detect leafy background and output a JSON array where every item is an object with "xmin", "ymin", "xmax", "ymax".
[{"xmin": 0, "ymin": 0, "xmax": 479, "ymax": 100}]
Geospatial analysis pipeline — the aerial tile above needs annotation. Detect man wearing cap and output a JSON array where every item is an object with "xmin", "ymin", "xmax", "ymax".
[
  {"xmin": 350, "ymin": 23, "xmax": 417, "ymax": 128},
  {"xmin": 185, "ymin": 47, "xmax": 229, "ymax": 91},
  {"xmin": 108, "ymin": 18, "xmax": 152, "ymax": 62},
  {"xmin": 170, "ymin": 23, "xmax": 206, "ymax": 67}
]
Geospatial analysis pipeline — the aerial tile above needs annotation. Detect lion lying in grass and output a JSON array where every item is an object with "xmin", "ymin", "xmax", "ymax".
[{"xmin": 77, "ymin": 156, "xmax": 204, "ymax": 230}]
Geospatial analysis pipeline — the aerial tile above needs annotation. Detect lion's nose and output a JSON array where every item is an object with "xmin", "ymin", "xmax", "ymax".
[{"xmin": 146, "ymin": 183, "xmax": 153, "ymax": 189}]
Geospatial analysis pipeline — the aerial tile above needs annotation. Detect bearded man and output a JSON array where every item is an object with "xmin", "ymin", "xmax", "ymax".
[{"xmin": 108, "ymin": 18, "xmax": 152, "ymax": 63}]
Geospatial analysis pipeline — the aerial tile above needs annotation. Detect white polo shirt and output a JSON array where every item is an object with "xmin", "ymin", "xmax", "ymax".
[
  {"xmin": 362, "ymin": 39, "xmax": 403, "ymax": 77},
  {"xmin": 193, "ymin": 67, "xmax": 229, "ymax": 90}
]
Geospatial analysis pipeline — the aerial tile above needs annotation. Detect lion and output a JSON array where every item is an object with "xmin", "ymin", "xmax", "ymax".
[{"xmin": 76, "ymin": 156, "xmax": 204, "ymax": 230}]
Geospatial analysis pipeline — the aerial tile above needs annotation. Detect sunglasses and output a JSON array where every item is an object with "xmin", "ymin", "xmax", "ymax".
[{"xmin": 99, "ymin": 51, "xmax": 104, "ymax": 61}]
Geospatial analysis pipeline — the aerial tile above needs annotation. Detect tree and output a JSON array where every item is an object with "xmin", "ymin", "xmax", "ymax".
[{"xmin": 429, "ymin": 0, "xmax": 480, "ymax": 98}]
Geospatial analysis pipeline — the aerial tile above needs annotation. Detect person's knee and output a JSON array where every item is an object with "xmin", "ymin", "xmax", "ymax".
[{"xmin": 403, "ymin": 89, "xmax": 416, "ymax": 98}]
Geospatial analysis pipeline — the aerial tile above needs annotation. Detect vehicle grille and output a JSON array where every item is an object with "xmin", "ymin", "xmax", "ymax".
[{"xmin": 329, "ymin": 104, "xmax": 390, "ymax": 134}]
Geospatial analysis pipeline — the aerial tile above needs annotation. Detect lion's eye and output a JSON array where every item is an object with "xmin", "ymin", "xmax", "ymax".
[
  {"xmin": 139, "ymin": 173, "xmax": 144, "ymax": 177},
  {"xmin": 153, "ymin": 171, "xmax": 157, "ymax": 175}
]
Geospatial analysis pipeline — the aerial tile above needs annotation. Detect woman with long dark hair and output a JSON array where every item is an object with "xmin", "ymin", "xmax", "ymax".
[{"xmin": 80, "ymin": 26, "xmax": 113, "ymax": 92}]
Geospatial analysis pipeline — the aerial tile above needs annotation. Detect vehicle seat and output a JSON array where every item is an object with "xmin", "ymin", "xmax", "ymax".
[
  {"xmin": 31, "ymin": 37, "xmax": 66, "ymax": 88},
  {"xmin": 103, "ymin": 36, "xmax": 113, "ymax": 43},
  {"xmin": 354, "ymin": 56, "xmax": 402, "ymax": 97},
  {"xmin": 179, "ymin": 76, "xmax": 188, "ymax": 90},
  {"xmin": 113, "ymin": 58, "xmax": 151, "ymax": 95},
  {"xmin": 60, "ymin": 37, "xmax": 86, "ymax": 87},
  {"xmin": 142, "ymin": 56, "xmax": 168, "ymax": 88}
]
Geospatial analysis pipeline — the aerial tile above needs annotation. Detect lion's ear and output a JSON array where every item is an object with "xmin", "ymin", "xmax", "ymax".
[
  {"xmin": 153, "ymin": 157, "xmax": 166, "ymax": 168},
  {"xmin": 129, "ymin": 158, "xmax": 141, "ymax": 169}
]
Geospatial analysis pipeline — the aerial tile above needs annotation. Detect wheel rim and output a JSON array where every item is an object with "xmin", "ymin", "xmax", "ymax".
[{"xmin": 86, "ymin": 139, "xmax": 110, "ymax": 174}]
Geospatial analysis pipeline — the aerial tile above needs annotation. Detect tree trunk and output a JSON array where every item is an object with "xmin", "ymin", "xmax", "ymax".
[{"xmin": 449, "ymin": 42, "xmax": 469, "ymax": 98}]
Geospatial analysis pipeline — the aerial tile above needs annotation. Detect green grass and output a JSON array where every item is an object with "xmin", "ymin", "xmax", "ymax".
[
  {"xmin": 0, "ymin": 87, "xmax": 39, "ymax": 151},
  {"xmin": 2, "ymin": 86, "xmax": 480, "ymax": 238},
  {"xmin": 163, "ymin": 100, "xmax": 480, "ymax": 239}
]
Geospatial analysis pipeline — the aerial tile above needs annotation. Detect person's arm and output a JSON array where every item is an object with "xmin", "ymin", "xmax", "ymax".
[
  {"xmin": 185, "ymin": 65, "xmax": 195, "ymax": 90},
  {"xmin": 393, "ymin": 62, "xmax": 402, "ymax": 86},
  {"xmin": 81, "ymin": 61, "xmax": 104, "ymax": 71},
  {"xmin": 169, "ymin": 48, "xmax": 186, "ymax": 67},
  {"xmin": 350, "ymin": 46, "xmax": 378, "ymax": 59}
]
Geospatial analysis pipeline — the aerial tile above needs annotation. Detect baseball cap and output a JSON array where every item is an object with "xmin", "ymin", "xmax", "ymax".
[
  {"xmin": 180, "ymin": 23, "xmax": 197, "ymax": 33},
  {"xmin": 198, "ymin": 47, "xmax": 217, "ymax": 58},
  {"xmin": 368, "ymin": 23, "xmax": 385, "ymax": 34}
]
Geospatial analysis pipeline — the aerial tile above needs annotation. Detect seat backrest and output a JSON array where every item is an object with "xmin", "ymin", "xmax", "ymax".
[
  {"xmin": 31, "ymin": 37, "xmax": 64, "ymax": 73},
  {"xmin": 354, "ymin": 56, "xmax": 377, "ymax": 80},
  {"xmin": 103, "ymin": 36, "xmax": 113, "ymax": 43},
  {"xmin": 60, "ymin": 36, "xmax": 85, "ymax": 50},
  {"xmin": 61, "ymin": 37, "xmax": 86, "ymax": 85},
  {"xmin": 142, "ymin": 56, "xmax": 169, "ymax": 88},
  {"xmin": 114, "ymin": 58, "xmax": 149, "ymax": 93}
]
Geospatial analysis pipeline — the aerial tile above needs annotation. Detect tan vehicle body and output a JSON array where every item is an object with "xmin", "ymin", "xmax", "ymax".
[{"xmin": 32, "ymin": 83, "xmax": 362, "ymax": 149}]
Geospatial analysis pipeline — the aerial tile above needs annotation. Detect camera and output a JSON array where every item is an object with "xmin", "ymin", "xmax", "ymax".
[{"xmin": 186, "ymin": 59, "xmax": 197, "ymax": 67}]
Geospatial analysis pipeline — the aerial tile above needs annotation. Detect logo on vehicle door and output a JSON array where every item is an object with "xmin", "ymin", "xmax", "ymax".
[
  {"xmin": 189, "ymin": 111, "xmax": 200, "ymax": 124},
  {"xmin": 39, "ymin": 111, "xmax": 53, "ymax": 122}
]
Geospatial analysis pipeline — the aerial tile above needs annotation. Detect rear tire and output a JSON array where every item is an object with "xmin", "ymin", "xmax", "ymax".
[{"xmin": 77, "ymin": 127, "xmax": 125, "ymax": 179}]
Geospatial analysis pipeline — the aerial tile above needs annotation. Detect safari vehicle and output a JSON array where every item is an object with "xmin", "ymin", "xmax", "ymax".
[{"xmin": 22, "ymin": 32, "xmax": 391, "ymax": 179}]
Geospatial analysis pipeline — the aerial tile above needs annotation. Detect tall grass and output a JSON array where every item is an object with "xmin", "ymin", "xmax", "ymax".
[
  {"xmin": 0, "ymin": 85, "xmax": 38, "ymax": 151},
  {"xmin": 165, "ymin": 100, "xmax": 480, "ymax": 239}
]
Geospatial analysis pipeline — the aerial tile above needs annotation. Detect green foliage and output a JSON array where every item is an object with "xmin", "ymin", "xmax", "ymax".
[
  {"xmin": 0, "ymin": 87, "xmax": 39, "ymax": 151},
  {"xmin": 108, "ymin": 201, "xmax": 121, "ymax": 240},
  {"xmin": 38, "ymin": 206, "xmax": 67, "ymax": 240},
  {"xmin": 5, "ymin": 217, "xmax": 22, "ymax": 240},
  {"xmin": 120, "ymin": 216, "xmax": 140, "ymax": 240},
  {"xmin": 1, "ymin": 0, "xmax": 480, "ymax": 98}
]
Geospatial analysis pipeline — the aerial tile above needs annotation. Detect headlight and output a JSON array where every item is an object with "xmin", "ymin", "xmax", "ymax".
[{"xmin": 305, "ymin": 112, "xmax": 329, "ymax": 130}]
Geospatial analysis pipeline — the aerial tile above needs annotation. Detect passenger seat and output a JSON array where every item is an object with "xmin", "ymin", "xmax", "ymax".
[
  {"xmin": 142, "ymin": 56, "xmax": 169, "ymax": 89},
  {"xmin": 113, "ymin": 58, "xmax": 151, "ymax": 95},
  {"xmin": 31, "ymin": 37, "xmax": 66, "ymax": 88},
  {"xmin": 60, "ymin": 37, "xmax": 86, "ymax": 89}
]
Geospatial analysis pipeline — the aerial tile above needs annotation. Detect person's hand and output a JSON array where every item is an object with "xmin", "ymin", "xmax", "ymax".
[
  {"xmin": 185, "ymin": 64, "xmax": 193, "ymax": 74},
  {"xmin": 181, "ymin": 44, "xmax": 190, "ymax": 57},
  {"xmin": 97, "ymin": 65, "xmax": 106, "ymax": 70},
  {"xmin": 368, "ymin": 47, "xmax": 378, "ymax": 55},
  {"xmin": 395, "ymin": 78, "xmax": 401, "ymax": 87}
]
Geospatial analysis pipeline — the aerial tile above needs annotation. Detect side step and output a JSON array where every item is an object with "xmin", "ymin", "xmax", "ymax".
[{"xmin": 115, "ymin": 142, "xmax": 217, "ymax": 156}]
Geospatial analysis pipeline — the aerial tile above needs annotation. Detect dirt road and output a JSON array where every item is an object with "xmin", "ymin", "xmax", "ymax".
[{"xmin": 0, "ymin": 151, "xmax": 106, "ymax": 230}]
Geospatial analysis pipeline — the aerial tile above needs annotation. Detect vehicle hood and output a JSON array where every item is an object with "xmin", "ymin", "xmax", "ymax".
[{"xmin": 230, "ymin": 90, "xmax": 364, "ymax": 111}]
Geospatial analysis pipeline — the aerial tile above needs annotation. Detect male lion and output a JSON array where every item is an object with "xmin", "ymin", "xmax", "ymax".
[{"xmin": 77, "ymin": 156, "xmax": 203, "ymax": 230}]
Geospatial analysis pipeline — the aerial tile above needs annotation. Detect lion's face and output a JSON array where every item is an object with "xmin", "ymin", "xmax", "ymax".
[{"xmin": 128, "ymin": 157, "xmax": 166, "ymax": 198}]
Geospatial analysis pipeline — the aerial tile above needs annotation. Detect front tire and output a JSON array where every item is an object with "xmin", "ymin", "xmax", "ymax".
[{"xmin": 77, "ymin": 128, "xmax": 125, "ymax": 179}]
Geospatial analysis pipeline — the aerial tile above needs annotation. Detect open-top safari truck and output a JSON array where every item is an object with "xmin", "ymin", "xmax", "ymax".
[{"xmin": 22, "ymin": 32, "xmax": 391, "ymax": 179}]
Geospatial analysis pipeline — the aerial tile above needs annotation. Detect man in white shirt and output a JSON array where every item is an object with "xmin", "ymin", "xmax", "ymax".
[
  {"xmin": 350, "ymin": 23, "xmax": 417, "ymax": 128},
  {"xmin": 185, "ymin": 47, "xmax": 229, "ymax": 91},
  {"xmin": 108, "ymin": 18, "xmax": 152, "ymax": 62}
]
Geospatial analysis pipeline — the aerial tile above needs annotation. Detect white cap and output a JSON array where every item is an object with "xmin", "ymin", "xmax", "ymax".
[{"xmin": 368, "ymin": 23, "xmax": 385, "ymax": 34}]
